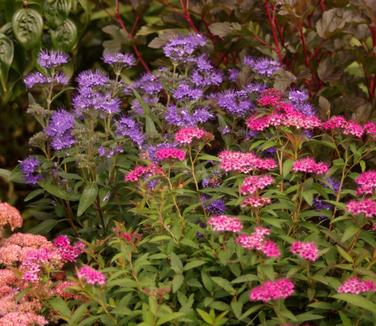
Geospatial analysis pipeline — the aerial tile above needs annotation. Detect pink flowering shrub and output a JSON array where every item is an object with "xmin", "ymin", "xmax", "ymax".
[{"xmin": 17, "ymin": 39, "xmax": 376, "ymax": 325}]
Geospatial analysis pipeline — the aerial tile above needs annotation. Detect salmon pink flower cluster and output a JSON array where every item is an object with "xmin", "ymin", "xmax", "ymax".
[
  {"xmin": 0, "ymin": 203, "xmax": 23, "ymax": 231},
  {"xmin": 207, "ymin": 215, "xmax": 243, "ymax": 232},
  {"xmin": 346, "ymin": 199, "xmax": 376, "ymax": 218},
  {"xmin": 240, "ymin": 175, "xmax": 274, "ymax": 195},
  {"xmin": 175, "ymin": 127, "xmax": 212, "ymax": 144},
  {"xmin": 77, "ymin": 265, "xmax": 106, "ymax": 285},
  {"xmin": 292, "ymin": 158, "xmax": 329, "ymax": 175},
  {"xmin": 337, "ymin": 277, "xmax": 376, "ymax": 294},
  {"xmin": 355, "ymin": 170, "xmax": 376, "ymax": 195},
  {"xmin": 219, "ymin": 151, "xmax": 276, "ymax": 173},
  {"xmin": 236, "ymin": 227, "xmax": 280, "ymax": 258},
  {"xmin": 290, "ymin": 241, "xmax": 319, "ymax": 261},
  {"xmin": 155, "ymin": 148, "xmax": 185, "ymax": 161},
  {"xmin": 249, "ymin": 278, "xmax": 295, "ymax": 302}
]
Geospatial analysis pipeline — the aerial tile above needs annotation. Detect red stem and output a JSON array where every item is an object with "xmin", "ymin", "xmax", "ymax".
[
  {"xmin": 179, "ymin": 0, "xmax": 198, "ymax": 33},
  {"xmin": 115, "ymin": 0, "xmax": 150, "ymax": 73},
  {"xmin": 319, "ymin": 0, "xmax": 325, "ymax": 12},
  {"xmin": 298, "ymin": 25, "xmax": 310, "ymax": 67},
  {"xmin": 264, "ymin": 0, "xmax": 283, "ymax": 63}
]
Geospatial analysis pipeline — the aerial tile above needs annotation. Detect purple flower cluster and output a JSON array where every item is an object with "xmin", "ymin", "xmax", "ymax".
[
  {"xmin": 131, "ymin": 73, "xmax": 162, "ymax": 95},
  {"xmin": 163, "ymin": 34, "xmax": 206, "ymax": 63},
  {"xmin": 38, "ymin": 50, "xmax": 69, "ymax": 69},
  {"xmin": 19, "ymin": 157, "xmax": 41, "ymax": 185},
  {"xmin": 45, "ymin": 109, "xmax": 75, "ymax": 150},
  {"xmin": 243, "ymin": 56, "xmax": 281, "ymax": 76},
  {"xmin": 215, "ymin": 90, "xmax": 254, "ymax": 117},
  {"xmin": 73, "ymin": 70, "xmax": 120, "ymax": 115},
  {"xmin": 24, "ymin": 72, "xmax": 69, "ymax": 89},
  {"xmin": 173, "ymin": 83, "xmax": 203, "ymax": 101},
  {"xmin": 165, "ymin": 105, "xmax": 213, "ymax": 127},
  {"xmin": 288, "ymin": 89, "xmax": 316, "ymax": 116},
  {"xmin": 202, "ymin": 195, "xmax": 226, "ymax": 215},
  {"xmin": 115, "ymin": 117, "xmax": 145, "ymax": 148},
  {"xmin": 102, "ymin": 52, "xmax": 136, "ymax": 66}
]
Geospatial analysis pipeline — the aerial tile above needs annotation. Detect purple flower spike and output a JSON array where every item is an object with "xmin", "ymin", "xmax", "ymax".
[{"xmin": 20, "ymin": 156, "xmax": 42, "ymax": 185}]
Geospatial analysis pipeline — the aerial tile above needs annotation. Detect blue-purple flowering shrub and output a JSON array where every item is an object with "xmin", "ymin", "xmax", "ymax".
[{"xmin": 18, "ymin": 34, "xmax": 376, "ymax": 325}]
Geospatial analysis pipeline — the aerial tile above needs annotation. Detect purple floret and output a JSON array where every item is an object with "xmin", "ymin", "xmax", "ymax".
[
  {"xmin": 102, "ymin": 52, "xmax": 136, "ymax": 66},
  {"xmin": 244, "ymin": 56, "xmax": 281, "ymax": 76},
  {"xmin": 163, "ymin": 34, "xmax": 206, "ymax": 62},
  {"xmin": 20, "ymin": 157, "xmax": 42, "ymax": 185},
  {"xmin": 76, "ymin": 70, "xmax": 110, "ymax": 89},
  {"xmin": 173, "ymin": 83, "xmax": 203, "ymax": 101},
  {"xmin": 24, "ymin": 72, "xmax": 48, "ymax": 89},
  {"xmin": 132, "ymin": 73, "xmax": 162, "ymax": 95},
  {"xmin": 165, "ymin": 105, "xmax": 213, "ymax": 127},
  {"xmin": 45, "ymin": 109, "xmax": 75, "ymax": 151},
  {"xmin": 215, "ymin": 89, "xmax": 254, "ymax": 117},
  {"xmin": 38, "ymin": 50, "xmax": 69, "ymax": 69},
  {"xmin": 116, "ymin": 117, "xmax": 145, "ymax": 148}
]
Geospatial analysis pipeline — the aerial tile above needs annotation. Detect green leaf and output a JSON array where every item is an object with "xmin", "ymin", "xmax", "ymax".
[
  {"xmin": 283, "ymin": 159, "xmax": 294, "ymax": 177},
  {"xmin": 183, "ymin": 260, "xmax": 206, "ymax": 271},
  {"xmin": 51, "ymin": 18, "xmax": 77, "ymax": 51},
  {"xmin": 211, "ymin": 277, "xmax": 236, "ymax": 295},
  {"xmin": 172, "ymin": 274, "xmax": 184, "ymax": 293},
  {"xmin": 39, "ymin": 181, "xmax": 80, "ymax": 201},
  {"xmin": 49, "ymin": 297, "xmax": 71, "ymax": 318},
  {"xmin": 77, "ymin": 183, "xmax": 98, "ymax": 216},
  {"xmin": 336, "ymin": 245, "xmax": 353, "ymax": 263},
  {"xmin": 12, "ymin": 8, "xmax": 43, "ymax": 48},
  {"xmin": 339, "ymin": 311, "xmax": 353, "ymax": 326},
  {"xmin": 0, "ymin": 33, "xmax": 13, "ymax": 92},
  {"xmin": 170, "ymin": 252, "xmax": 183, "ymax": 273},
  {"xmin": 28, "ymin": 219, "xmax": 58, "ymax": 235},
  {"xmin": 341, "ymin": 225, "xmax": 359, "ymax": 243},
  {"xmin": 231, "ymin": 300, "xmax": 243, "ymax": 319},
  {"xmin": 197, "ymin": 309, "xmax": 214, "ymax": 324},
  {"xmin": 157, "ymin": 312, "xmax": 186, "ymax": 325},
  {"xmin": 332, "ymin": 294, "xmax": 376, "ymax": 314},
  {"xmin": 231, "ymin": 274, "xmax": 258, "ymax": 284}
]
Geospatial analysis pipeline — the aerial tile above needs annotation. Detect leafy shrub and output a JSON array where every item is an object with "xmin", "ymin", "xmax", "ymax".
[{"xmin": 17, "ymin": 33, "xmax": 376, "ymax": 325}]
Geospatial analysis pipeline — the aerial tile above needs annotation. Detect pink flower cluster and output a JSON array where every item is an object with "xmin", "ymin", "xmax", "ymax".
[
  {"xmin": 77, "ymin": 265, "xmax": 106, "ymax": 285},
  {"xmin": 292, "ymin": 157, "xmax": 329, "ymax": 175},
  {"xmin": 355, "ymin": 170, "xmax": 376, "ymax": 195},
  {"xmin": 249, "ymin": 278, "xmax": 295, "ymax": 302},
  {"xmin": 53, "ymin": 235, "xmax": 85, "ymax": 263},
  {"xmin": 257, "ymin": 88, "xmax": 282, "ymax": 106},
  {"xmin": 125, "ymin": 164, "xmax": 163, "ymax": 182},
  {"xmin": 207, "ymin": 215, "xmax": 243, "ymax": 232},
  {"xmin": 242, "ymin": 195, "xmax": 271, "ymax": 208},
  {"xmin": 240, "ymin": 175, "xmax": 274, "ymax": 195},
  {"xmin": 290, "ymin": 241, "xmax": 319, "ymax": 262},
  {"xmin": 346, "ymin": 199, "xmax": 376, "ymax": 218},
  {"xmin": 322, "ymin": 116, "xmax": 364, "ymax": 138},
  {"xmin": 0, "ymin": 312, "xmax": 48, "ymax": 326},
  {"xmin": 219, "ymin": 151, "xmax": 276, "ymax": 173},
  {"xmin": 155, "ymin": 148, "xmax": 185, "ymax": 161},
  {"xmin": 175, "ymin": 127, "xmax": 212, "ymax": 144},
  {"xmin": 236, "ymin": 227, "xmax": 280, "ymax": 258},
  {"xmin": 337, "ymin": 277, "xmax": 376, "ymax": 294},
  {"xmin": 0, "ymin": 203, "xmax": 23, "ymax": 231}
]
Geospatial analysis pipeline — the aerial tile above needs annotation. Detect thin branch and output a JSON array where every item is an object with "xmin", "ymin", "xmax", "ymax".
[
  {"xmin": 264, "ymin": 0, "xmax": 283, "ymax": 63},
  {"xmin": 115, "ymin": 0, "xmax": 151, "ymax": 73}
]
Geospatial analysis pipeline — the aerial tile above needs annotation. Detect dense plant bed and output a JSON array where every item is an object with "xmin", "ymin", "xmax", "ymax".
[{"xmin": 2, "ymin": 33, "xmax": 375, "ymax": 325}]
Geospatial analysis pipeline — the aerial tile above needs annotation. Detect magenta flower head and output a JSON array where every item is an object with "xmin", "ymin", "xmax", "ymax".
[
  {"xmin": 346, "ymin": 199, "xmax": 376, "ymax": 218},
  {"xmin": 249, "ymin": 278, "xmax": 294, "ymax": 302},
  {"xmin": 338, "ymin": 277, "xmax": 376, "ymax": 294},
  {"xmin": 175, "ymin": 127, "xmax": 212, "ymax": 145},
  {"xmin": 290, "ymin": 241, "xmax": 319, "ymax": 262},
  {"xmin": 355, "ymin": 170, "xmax": 376, "ymax": 195},
  {"xmin": 155, "ymin": 148, "xmax": 185, "ymax": 161},
  {"xmin": 292, "ymin": 157, "xmax": 329, "ymax": 175},
  {"xmin": 77, "ymin": 266, "xmax": 106, "ymax": 285},
  {"xmin": 208, "ymin": 215, "xmax": 243, "ymax": 233}
]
